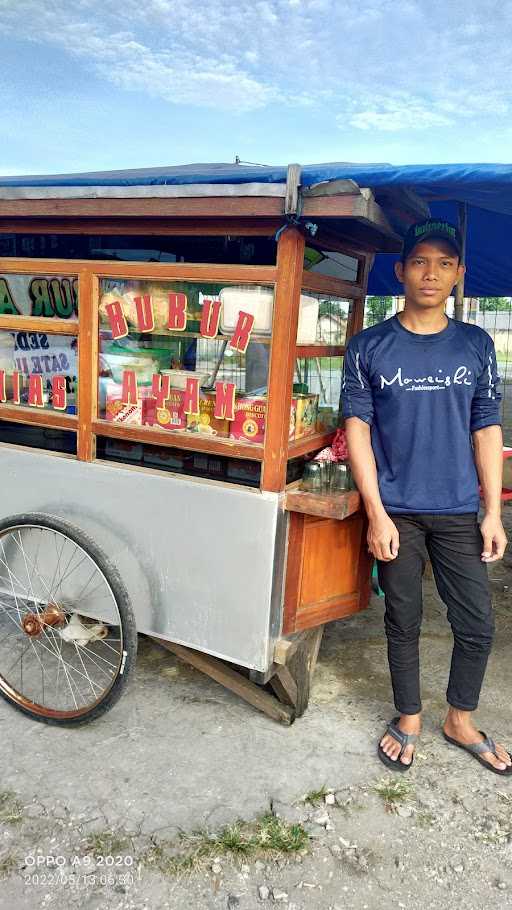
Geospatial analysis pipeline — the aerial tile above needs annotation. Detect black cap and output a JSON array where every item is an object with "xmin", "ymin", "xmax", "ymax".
[{"xmin": 401, "ymin": 219, "xmax": 462, "ymax": 262}]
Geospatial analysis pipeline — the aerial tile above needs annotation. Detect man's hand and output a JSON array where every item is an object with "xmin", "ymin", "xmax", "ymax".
[
  {"xmin": 368, "ymin": 513, "xmax": 400, "ymax": 561},
  {"xmin": 480, "ymin": 513, "xmax": 508, "ymax": 563}
]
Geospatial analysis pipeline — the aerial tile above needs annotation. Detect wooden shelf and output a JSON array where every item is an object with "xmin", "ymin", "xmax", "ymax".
[
  {"xmin": 0, "ymin": 315, "xmax": 79, "ymax": 335},
  {"xmin": 284, "ymin": 484, "xmax": 361, "ymax": 521},
  {"xmin": 92, "ymin": 418, "xmax": 264, "ymax": 461},
  {"xmin": 288, "ymin": 430, "xmax": 336, "ymax": 458},
  {"xmin": 0, "ymin": 404, "xmax": 77, "ymax": 431}
]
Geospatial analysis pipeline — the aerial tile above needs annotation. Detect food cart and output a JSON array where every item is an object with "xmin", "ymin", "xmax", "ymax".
[{"xmin": 0, "ymin": 162, "xmax": 419, "ymax": 726}]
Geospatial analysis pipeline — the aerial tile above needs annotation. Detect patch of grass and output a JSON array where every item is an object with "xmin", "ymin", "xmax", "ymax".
[
  {"xmin": 415, "ymin": 811, "xmax": 436, "ymax": 828},
  {"xmin": 144, "ymin": 811, "xmax": 309, "ymax": 877},
  {"xmin": 0, "ymin": 853, "xmax": 16, "ymax": 878},
  {"xmin": 475, "ymin": 824, "xmax": 512, "ymax": 845},
  {"xmin": 0, "ymin": 790, "xmax": 23, "ymax": 825},
  {"xmin": 85, "ymin": 830, "xmax": 131, "ymax": 856},
  {"xmin": 373, "ymin": 777, "xmax": 413, "ymax": 807},
  {"xmin": 302, "ymin": 785, "xmax": 331, "ymax": 807}
]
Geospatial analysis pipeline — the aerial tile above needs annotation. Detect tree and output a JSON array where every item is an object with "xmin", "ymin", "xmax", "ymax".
[
  {"xmin": 365, "ymin": 296, "xmax": 393, "ymax": 326},
  {"xmin": 477, "ymin": 297, "xmax": 511, "ymax": 312}
]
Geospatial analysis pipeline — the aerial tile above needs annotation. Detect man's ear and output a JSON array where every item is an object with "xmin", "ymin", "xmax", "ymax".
[{"xmin": 394, "ymin": 260, "xmax": 404, "ymax": 284}]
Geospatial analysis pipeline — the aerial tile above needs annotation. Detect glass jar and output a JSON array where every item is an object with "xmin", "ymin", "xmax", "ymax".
[
  {"xmin": 318, "ymin": 461, "xmax": 331, "ymax": 492},
  {"xmin": 300, "ymin": 461, "xmax": 323, "ymax": 492},
  {"xmin": 330, "ymin": 461, "xmax": 350, "ymax": 492}
]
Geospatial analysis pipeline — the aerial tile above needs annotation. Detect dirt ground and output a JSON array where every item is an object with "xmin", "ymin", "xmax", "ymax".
[{"xmin": 0, "ymin": 504, "xmax": 511, "ymax": 910}]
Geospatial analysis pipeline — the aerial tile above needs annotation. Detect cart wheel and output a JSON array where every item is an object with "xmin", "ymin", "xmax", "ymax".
[{"xmin": 0, "ymin": 513, "xmax": 137, "ymax": 725}]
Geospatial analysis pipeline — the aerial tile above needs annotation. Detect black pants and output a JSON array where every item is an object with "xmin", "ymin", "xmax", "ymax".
[{"xmin": 376, "ymin": 513, "xmax": 495, "ymax": 715}]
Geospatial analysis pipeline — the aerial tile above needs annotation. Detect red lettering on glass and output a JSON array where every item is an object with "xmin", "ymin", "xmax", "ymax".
[
  {"xmin": 151, "ymin": 373, "xmax": 171, "ymax": 409},
  {"xmin": 105, "ymin": 300, "xmax": 128, "ymax": 339},
  {"xmin": 214, "ymin": 382, "xmax": 236, "ymax": 420},
  {"xmin": 183, "ymin": 377, "xmax": 200, "ymax": 416},
  {"xmin": 167, "ymin": 293, "xmax": 187, "ymax": 331},
  {"xmin": 12, "ymin": 371, "xmax": 20, "ymax": 404},
  {"xmin": 200, "ymin": 299, "xmax": 222, "ymax": 338},
  {"xmin": 28, "ymin": 374, "xmax": 44, "ymax": 408},
  {"xmin": 229, "ymin": 311, "xmax": 255, "ymax": 353},
  {"xmin": 121, "ymin": 370, "xmax": 138, "ymax": 405},
  {"xmin": 52, "ymin": 375, "xmax": 67, "ymax": 410},
  {"xmin": 134, "ymin": 295, "xmax": 154, "ymax": 333}
]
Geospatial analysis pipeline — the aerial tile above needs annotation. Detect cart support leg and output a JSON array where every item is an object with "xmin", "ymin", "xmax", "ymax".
[
  {"xmin": 148, "ymin": 636, "xmax": 295, "ymax": 725},
  {"xmin": 269, "ymin": 624, "xmax": 325, "ymax": 717}
]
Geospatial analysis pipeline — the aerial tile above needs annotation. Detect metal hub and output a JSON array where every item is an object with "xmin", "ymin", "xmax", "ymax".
[{"xmin": 22, "ymin": 604, "xmax": 66, "ymax": 637}]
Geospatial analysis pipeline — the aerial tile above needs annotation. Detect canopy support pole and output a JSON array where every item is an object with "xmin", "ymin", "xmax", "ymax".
[{"xmin": 454, "ymin": 202, "xmax": 467, "ymax": 321}]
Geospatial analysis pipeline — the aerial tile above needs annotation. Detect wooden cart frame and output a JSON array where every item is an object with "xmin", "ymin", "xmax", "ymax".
[{"xmin": 0, "ymin": 172, "xmax": 404, "ymax": 723}]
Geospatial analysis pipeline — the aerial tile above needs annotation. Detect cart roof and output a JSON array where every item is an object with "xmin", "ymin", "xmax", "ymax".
[{"xmin": 1, "ymin": 161, "xmax": 511, "ymax": 295}]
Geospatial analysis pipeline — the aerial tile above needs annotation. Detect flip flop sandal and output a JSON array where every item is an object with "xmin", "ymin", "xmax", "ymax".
[
  {"xmin": 377, "ymin": 716, "xmax": 418, "ymax": 772},
  {"xmin": 442, "ymin": 729, "xmax": 512, "ymax": 776}
]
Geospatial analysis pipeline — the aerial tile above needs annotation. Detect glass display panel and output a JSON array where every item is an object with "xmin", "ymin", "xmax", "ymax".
[
  {"xmin": 0, "ymin": 421, "xmax": 76, "ymax": 454},
  {"xmin": 96, "ymin": 437, "xmax": 262, "ymax": 488},
  {"xmin": 0, "ymin": 330, "xmax": 78, "ymax": 413},
  {"xmin": 98, "ymin": 278, "xmax": 278, "ymax": 447},
  {"xmin": 0, "ymin": 273, "xmax": 78, "ymax": 319},
  {"xmin": 292, "ymin": 355, "xmax": 343, "ymax": 436},
  {"xmin": 0, "ymin": 233, "xmax": 276, "ymax": 265},
  {"xmin": 297, "ymin": 292, "xmax": 351, "ymax": 345},
  {"xmin": 304, "ymin": 247, "xmax": 359, "ymax": 282}
]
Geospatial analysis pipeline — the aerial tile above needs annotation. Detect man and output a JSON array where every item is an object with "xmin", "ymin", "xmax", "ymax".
[{"xmin": 341, "ymin": 219, "xmax": 511, "ymax": 775}]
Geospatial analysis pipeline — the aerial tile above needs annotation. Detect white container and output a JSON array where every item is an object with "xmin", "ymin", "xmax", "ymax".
[
  {"xmin": 297, "ymin": 294, "xmax": 320, "ymax": 344},
  {"xmin": 161, "ymin": 369, "xmax": 212, "ymax": 390},
  {"xmin": 219, "ymin": 286, "xmax": 274, "ymax": 335},
  {"xmin": 219, "ymin": 285, "xmax": 319, "ymax": 343}
]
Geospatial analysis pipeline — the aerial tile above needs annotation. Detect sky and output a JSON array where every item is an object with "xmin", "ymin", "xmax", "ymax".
[{"xmin": 0, "ymin": 0, "xmax": 511, "ymax": 176}]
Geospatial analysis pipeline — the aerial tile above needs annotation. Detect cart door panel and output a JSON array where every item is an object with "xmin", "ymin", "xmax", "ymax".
[{"xmin": 282, "ymin": 508, "xmax": 373, "ymax": 634}]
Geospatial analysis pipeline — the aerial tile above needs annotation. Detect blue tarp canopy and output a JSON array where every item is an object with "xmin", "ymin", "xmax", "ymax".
[
  {"xmin": 306, "ymin": 163, "xmax": 512, "ymax": 298},
  {"xmin": 1, "ymin": 161, "xmax": 511, "ymax": 296}
]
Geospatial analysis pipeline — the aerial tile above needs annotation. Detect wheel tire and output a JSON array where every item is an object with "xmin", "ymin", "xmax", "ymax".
[{"xmin": 0, "ymin": 512, "xmax": 137, "ymax": 726}]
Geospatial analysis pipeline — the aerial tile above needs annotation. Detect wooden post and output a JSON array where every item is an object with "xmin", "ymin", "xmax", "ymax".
[
  {"xmin": 77, "ymin": 268, "xmax": 98, "ymax": 461},
  {"xmin": 454, "ymin": 202, "xmax": 467, "ymax": 322},
  {"xmin": 347, "ymin": 253, "xmax": 373, "ymax": 338},
  {"xmin": 261, "ymin": 227, "xmax": 305, "ymax": 492}
]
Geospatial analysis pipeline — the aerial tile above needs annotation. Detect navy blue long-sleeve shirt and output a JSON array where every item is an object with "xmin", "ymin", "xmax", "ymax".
[{"xmin": 340, "ymin": 314, "xmax": 502, "ymax": 514}]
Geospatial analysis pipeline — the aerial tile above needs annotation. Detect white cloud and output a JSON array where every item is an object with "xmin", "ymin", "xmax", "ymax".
[
  {"xmin": 0, "ymin": 0, "xmax": 510, "ymax": 130},
  {"xmin": 349, "ymin": 107, "xmax": 451, "ymax": 132}
]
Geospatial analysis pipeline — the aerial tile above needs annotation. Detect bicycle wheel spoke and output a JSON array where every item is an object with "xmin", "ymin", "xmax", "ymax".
[
  {"xmin": 18, "ymin": 530, "xmax": 38, "ymax": 607},
  {"xmin": 10, "ymin": 535, "xmax": 54, "ymax": 602},
  {"xmin": 47, "ymin": 531, "xmax": 67, "ymax": 605}
]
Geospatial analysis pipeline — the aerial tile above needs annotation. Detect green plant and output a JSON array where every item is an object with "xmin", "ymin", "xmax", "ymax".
[
  {"xmin": 0, "ymin": 791, "xmax": 23, "ymax": 825},
  {"xmin": 373, "ymin": 777, "xmax": 413, "ymax": 806},
  {"xmin": 303, "ymin": 785, "xmax": 331, "ymax": 806},
  {"xmin": 143, "ymin": 811, "xmax": 309, "ymax": 877}
]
